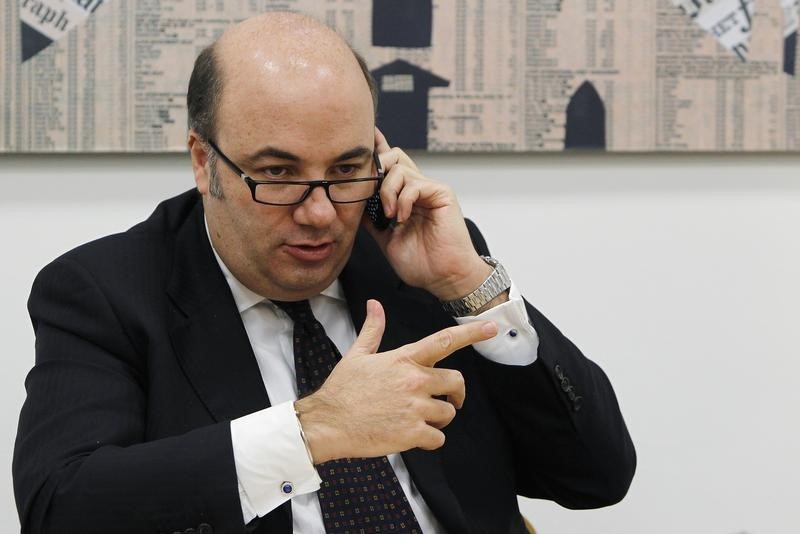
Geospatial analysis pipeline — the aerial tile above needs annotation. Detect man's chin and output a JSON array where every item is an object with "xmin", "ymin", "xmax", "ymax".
[
  {"xmin": 271, "ymin": 267, "xmax": 340, "ymax": 300},
  {"xmin": 266, "ymin": 240, "xmax": 353, "ymax": 299}
]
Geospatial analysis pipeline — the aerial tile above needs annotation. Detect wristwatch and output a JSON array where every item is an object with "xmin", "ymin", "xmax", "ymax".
[{"xmin": 440, "ymin": 256, "xmax": 512, "ymax": 317}]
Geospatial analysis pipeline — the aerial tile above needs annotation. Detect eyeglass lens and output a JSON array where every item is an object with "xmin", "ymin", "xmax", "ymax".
[{"xmin": 253, "ymin": 180, "xmax": 378, "ymax": 205}]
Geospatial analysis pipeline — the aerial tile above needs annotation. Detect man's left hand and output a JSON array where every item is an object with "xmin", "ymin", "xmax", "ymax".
[{"xmin": 364, "ymin": 129, "xmax": 494, "ymax": 302}]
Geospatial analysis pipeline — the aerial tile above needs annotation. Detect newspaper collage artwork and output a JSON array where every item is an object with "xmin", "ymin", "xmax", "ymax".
[{"xmin": 4, "ymin": 0, "xmax": 800, "ymax": 152}]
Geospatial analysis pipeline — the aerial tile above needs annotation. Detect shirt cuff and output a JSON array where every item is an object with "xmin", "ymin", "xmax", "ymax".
[
  {"xmin": 454, "ymin": 281, "xmax": 539, "ymax": 366},
  {"xmin": 231, "ymin": 400, "xmax": 322, "ymax": 523}
]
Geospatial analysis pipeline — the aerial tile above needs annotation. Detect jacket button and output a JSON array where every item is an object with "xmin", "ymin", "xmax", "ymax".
[
  {"xmin": 198, "ymin": 524, "xmax": 213, "ymax": 534},
  {"xmin": 554, "ymin": 364, "xmax": 564, "ymax": 379}
]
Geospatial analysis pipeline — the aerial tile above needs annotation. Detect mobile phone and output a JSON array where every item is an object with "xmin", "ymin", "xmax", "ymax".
[
  {"xmin": 366, "ymin": 149, "xmax": 393, "ymax": 230},
  {"xmin": 366, "ymin": 191, "xmax": 393, "ymax": 230}
]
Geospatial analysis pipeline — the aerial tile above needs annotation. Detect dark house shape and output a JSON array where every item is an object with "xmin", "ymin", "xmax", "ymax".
[
  {"xmin": 372, "ymin": 0, "xmax": 433, "ymax": 48},
  {"xmin": 371, "ymin": 59, "xmax": 449, "ymax": 150},
  {"xmin": 21, "ymin": 22, "xmax": 54, "ymax": 62},
  {"xmin": 564, "ymin": 81, "xmax": 606, "ymax": 150},
  {"xmin": 784, "ymin": 31, "xmax": 797, "ymax": 75}
]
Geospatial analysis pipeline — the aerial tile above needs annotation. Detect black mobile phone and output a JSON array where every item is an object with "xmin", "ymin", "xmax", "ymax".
[
  {"xmin": 366, "ymin": 192, "xmax": 393, "ymax": 230},
  {"xmin": 366, "ymin": 149, "xmax": 393, "ymax": 230}
]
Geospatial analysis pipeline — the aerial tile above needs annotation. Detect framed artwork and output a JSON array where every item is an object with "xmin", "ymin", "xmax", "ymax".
[{"xmin": 4, "ymin": 0, "xmax": 800, "ymax": 152}]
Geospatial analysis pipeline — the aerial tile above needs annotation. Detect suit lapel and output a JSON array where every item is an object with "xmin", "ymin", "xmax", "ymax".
[
  {"xmin": 340, "ymin": 229, "xmax": 470, "ymax": 533},
  {"xmin": 166, "ymin": 201, "xmax": 272, "ymax": 422},
  {"xmin": 166, "ymin": 201, "xmax": 293, "ymax": 531}
]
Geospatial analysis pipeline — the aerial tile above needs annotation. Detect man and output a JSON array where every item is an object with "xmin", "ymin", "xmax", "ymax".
[{"xmin": 13, "ymin": 12, "xmax": 635, "ymax": 534}]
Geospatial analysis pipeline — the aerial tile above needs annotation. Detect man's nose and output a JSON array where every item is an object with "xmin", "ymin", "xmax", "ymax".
[{"xmin": 292, "ymin": 184, "xmax": 338, "ymax": 227}]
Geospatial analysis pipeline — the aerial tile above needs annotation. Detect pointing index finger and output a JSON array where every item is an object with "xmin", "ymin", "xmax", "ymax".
[{"xmin": 406, "ymin": 321, "xmax": 497, "ymax": 367}]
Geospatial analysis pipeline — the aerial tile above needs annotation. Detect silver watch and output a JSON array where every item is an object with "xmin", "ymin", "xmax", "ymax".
[{"xmin": 440, "ymin": 256, "xmax": 512, "ymax": 317}]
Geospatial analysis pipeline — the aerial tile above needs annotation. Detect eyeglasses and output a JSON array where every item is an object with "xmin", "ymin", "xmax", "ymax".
[{"xmin": 206, "ymin": 139, "xmax": 384, "ymax": 206}]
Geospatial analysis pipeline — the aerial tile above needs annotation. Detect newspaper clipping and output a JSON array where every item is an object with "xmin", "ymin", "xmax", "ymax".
[{"xmin": 3, "ymin": 0, "xmax": 800, "ymax": 152}]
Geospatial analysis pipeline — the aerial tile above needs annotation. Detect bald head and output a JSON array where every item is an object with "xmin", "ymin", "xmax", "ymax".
[
  {"xmin": 217, "ymin": 12, "xmax": 353, "ymax": 79},
  {"xmin": 187, "ymin": 12, "xmax": 377, "ymax": 143}
]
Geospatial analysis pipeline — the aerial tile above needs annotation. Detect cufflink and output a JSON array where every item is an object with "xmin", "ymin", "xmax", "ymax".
[{"xmin": 281, "ymin": 481, "xmax": 294, "ymax": 495}]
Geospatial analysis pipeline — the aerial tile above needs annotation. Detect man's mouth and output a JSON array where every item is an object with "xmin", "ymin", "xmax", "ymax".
[{"xmin": 283, "ymin": 242, "xmax": 334, "ymax": 262}]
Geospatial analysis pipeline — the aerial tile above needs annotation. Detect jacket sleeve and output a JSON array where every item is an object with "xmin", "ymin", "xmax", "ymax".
[
  {"xmin": 464, "ymin": 219, "xmax": 637, "ymax": 509},
  {"xmin": 13, "ymin": 256, "xmax": 245, "ymax": 534}
]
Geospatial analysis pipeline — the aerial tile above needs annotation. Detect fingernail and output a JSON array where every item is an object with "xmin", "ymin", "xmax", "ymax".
[{"xmin": 481, "ymin": 321, "xmax": 498, "ymax": 336}]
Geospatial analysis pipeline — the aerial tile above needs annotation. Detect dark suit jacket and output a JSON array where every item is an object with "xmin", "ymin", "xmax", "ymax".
[{"xmin": 14, "ymin": 190, "xmax": 635, "ymax": 534}]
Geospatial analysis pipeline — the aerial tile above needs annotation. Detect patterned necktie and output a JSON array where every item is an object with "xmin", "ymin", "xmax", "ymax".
[{"xmin": 272, "ymin": 299, "xmax": 422, "ymax": 534}]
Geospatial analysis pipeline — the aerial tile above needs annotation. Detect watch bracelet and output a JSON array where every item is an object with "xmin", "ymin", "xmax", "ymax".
[{"xmin": 440, "ymin": 256, "xmax": 511, "ymax": 317}]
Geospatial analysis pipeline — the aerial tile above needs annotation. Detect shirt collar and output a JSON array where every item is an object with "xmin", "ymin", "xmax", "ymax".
[{"xmin": 204, "ymin": 216, "xmax": 345, "ymax": 314}]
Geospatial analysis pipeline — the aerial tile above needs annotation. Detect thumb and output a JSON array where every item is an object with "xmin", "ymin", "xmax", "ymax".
[{"xmin": 347, "ymin": 299, "xmax": 385, "ymax": 357}]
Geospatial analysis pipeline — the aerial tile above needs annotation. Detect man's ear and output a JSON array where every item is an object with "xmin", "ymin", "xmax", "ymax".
[{"xmin": 187, "ymin": 129, "xmax": 210, "ymax": 195}]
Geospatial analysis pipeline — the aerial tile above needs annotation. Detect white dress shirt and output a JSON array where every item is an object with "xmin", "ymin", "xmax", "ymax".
[{"xmin": 208, "ymin": 238, "xmax": 539, "ymax": 532}]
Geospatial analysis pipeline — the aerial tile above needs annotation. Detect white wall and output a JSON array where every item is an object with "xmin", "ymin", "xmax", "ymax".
[{"xmin": 1, "ymin": 152, "xmax": 798, "ymax": 533}]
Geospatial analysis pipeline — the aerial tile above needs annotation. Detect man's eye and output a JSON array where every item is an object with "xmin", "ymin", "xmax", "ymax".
[
  {"xmin": 335, "ymin": 164, "xmax": 358, "ymax": 176},
  {"xmin": 262, "ymin": 167, "xmax": 290, "ymax": 179}
]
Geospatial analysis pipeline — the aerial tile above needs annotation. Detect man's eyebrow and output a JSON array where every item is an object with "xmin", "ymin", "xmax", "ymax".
[
  {"xmin": 243, "ymin": 146, "xmax": 372, "ymax": 164},
  {"xmin": 245, "ymin": 146, "xmax": 300, "ymax": 163},
  {"xmin": 334, "ymin": 146, "xmax": 372, "ymax": 162}
]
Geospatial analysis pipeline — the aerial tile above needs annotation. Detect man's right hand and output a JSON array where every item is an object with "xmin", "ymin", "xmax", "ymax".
[{"xmin": 294, "ymin": 299, "xmax": 498, "ymax": 463}]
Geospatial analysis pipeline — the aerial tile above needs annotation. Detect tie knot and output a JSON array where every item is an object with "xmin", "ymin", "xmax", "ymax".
[{"xmin": 272, "ymin": 299, "xmax": 315, "ymax": 325}]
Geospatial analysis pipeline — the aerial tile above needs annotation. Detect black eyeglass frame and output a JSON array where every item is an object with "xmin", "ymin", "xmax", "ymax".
[{"xmin": 206, "ymin": 139, "xmax": 384, "ymax": 206}]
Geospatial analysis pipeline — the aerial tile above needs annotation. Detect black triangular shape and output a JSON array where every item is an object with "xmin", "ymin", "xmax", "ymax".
[
  {"xmin": 564, "ymin": 81, "xmax": 606, "ymax": 150},
  {"xmin": 21, "ymin": 21, "xmax": 53, "ymax": 62}
]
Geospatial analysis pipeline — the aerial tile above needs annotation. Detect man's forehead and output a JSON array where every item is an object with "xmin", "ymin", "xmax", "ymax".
[
  {"xmin": 209, "ymin": 13, "xmax": 375, "ymax": 154},
  {"xmin": 215, "ymin": 74, "xmax": 372, "ymax": 133},
  {"xmin": 215, "ymin": 32, "xmax": 364, "ymax": 119}
]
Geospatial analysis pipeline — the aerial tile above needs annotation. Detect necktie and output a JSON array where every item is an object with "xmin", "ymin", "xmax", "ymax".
[{"xmin": 272, "ymin": 299, "xmax": 422, "ymax": 534}]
